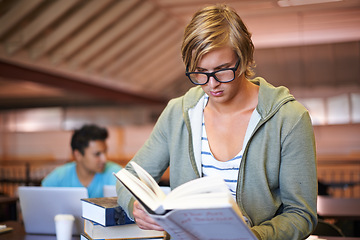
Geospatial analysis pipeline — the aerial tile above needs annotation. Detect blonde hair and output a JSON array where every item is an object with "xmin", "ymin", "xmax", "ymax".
[{"xmin": 181, "ymin": 4, "xmax": 255, "ymax": 78}]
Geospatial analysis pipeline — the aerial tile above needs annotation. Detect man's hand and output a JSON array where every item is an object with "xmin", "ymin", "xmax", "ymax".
[{"xmin": 133, "ymin": 200, "xmax": 164, "ymax": 231}]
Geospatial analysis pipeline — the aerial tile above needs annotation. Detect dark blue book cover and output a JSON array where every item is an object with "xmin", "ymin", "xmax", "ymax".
[{"xmin": 81, "ymin": 196, "xmax": 134, "ymax": 226}]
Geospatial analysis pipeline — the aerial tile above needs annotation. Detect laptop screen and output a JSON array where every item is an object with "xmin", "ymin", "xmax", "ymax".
[
  {"xmin": 18, "ymin": 186, "xmax": 88, "ymax": 235},
  {"xmin": 103, "ymin": 185, "xmax": 117, "ymax": 197}
]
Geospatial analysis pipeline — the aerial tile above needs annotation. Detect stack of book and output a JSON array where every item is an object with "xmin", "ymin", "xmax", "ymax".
[{"xmin": 80, "ymin": 196, "xmax": 166, "ymax": 240}]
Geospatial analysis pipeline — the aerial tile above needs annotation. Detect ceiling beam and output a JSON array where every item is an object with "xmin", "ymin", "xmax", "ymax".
[
  {"xmin": 86, "ymin": 4, "xmax": 159, "ymax": 72},
  {"xmin": 0, "ymin": 60, "xmax": 166, "ymax": 105},
  {"xmin": 0, "ymin": 0, "xmax": 45, "ymax": 38},
  {"xmin": 31, "ymin": 0, "xmax": 115, "ymax": 59},
  {"xmin": 51, "ymin": 0, "xmax": 140, "ymax": 64},
  {"xmin": 104, "ymin": 18, "xmax": 177, "ymax": 76},
  {"xmin": 5, "ymin": 1, "xmax": 81, "ymax": 55}
]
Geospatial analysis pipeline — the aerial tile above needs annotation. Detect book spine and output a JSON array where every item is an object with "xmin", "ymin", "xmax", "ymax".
[{"xmin": 104, "ymin": 207, "xmax": 134, "ymax": 226}]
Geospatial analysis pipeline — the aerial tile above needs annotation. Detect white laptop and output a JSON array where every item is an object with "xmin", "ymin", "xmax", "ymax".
[
  {"xmin": 103, "ymin": 185, "xmax": 117, "ymax": 197},
  {"xmin": 18, "ymin": 186, "xmax": 88, "ymax": 235}
]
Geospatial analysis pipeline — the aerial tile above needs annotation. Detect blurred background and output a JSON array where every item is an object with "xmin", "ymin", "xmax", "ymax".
[{"xmin": 0, "ymin": 0, "xmax": 359, "ymax": 235}]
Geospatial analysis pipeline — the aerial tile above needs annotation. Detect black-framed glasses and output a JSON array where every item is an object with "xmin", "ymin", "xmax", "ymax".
[{"xmin": 185, "ymin": 59, "xmax": 240, "ymax": 85}]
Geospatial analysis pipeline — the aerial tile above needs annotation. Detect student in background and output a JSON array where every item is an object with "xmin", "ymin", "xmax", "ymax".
[
  {"xmin": 42, "ymin": 124, "xmax": 121, "ymax": 198},
  {"xmin": 116, "ymin": 4, "xmax": 317, "ymax": 240}
]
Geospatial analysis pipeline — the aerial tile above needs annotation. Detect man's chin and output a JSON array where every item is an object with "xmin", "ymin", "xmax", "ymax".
[{"xmin": 96, "ymin": 167, "xmax": 105, "ymax": 173}]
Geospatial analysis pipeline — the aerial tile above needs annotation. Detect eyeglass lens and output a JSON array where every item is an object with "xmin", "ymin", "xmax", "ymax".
[{"xmin": 189, "ymin": 69, "xmax": 235, "ymax": 84}]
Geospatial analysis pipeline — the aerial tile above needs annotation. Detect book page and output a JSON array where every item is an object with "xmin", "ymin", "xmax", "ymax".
[
  {"xmin": 163, "ymin": 191, "xmax": 234, "ymax": 211},
  {"xmin": 114, "ymin": 169, "xmax": 164, "ymax": 214},
  {"xmin": 165, "ymin": 176, "xmax": 229, "ymax": 202},
  {"xmin": 130, "ymin": 162, "xmax": 166, "ymax": 200}
]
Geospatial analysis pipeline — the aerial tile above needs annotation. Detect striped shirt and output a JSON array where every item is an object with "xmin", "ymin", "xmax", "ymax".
[{"xmin": 201, "ymin": 95, "xmax": 260, "ymax": 199}]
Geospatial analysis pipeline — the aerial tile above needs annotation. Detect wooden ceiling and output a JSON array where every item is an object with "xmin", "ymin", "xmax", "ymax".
[{"xmin": 0, "ymin": 0, "xmax": 360, "ymax": 109}]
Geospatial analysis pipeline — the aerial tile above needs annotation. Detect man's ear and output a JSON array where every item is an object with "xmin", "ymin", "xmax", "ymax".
[{"xmin": 73, "ymin": 149, "xmax": 83, "ymax": 161}]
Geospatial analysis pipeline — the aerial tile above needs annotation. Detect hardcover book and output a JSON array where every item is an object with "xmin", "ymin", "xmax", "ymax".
[
  {"xmin": 83, "ymin": 219, "xmax": 165, "ymax": 240},
  {"xmin": 114, "ymin": 162, "xmax": 257, "ymax": 240},
  {"xmin": 81, "ymin": 197, "xmax": 134, "ymax": 227}
]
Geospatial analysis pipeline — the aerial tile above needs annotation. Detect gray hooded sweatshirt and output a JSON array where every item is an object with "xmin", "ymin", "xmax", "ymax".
[{"xmin": 117, "ymin": 77, "xmax": 317, "ymax": 240}]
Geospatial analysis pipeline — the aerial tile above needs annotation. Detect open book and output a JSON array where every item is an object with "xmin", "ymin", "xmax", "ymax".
[{"xmin": 113, "ymin": 162, "xmax": 257, "ymax": 240}]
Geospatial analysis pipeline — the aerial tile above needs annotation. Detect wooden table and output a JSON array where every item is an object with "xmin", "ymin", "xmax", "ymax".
[
  {"xmin": 310, "ymin": 237, "xmax": 360, "ymax": 240},
  {"xmin": 317, "ymin": 196, "xmax": 360, "ymax": 219},
  {"xmin": 0, "ymin": 221, "xmax": 79, "ymax": 240},
  {"xmin": 1, "ymin": 220, "xmax": 360, "ymax": 240}
]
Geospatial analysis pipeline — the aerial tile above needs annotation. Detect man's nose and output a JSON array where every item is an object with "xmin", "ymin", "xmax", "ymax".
[
  {"xmin": 208, "ymin": 75, "xmax": 220, "ymax": 87},
  {"xmin": 99, "ymin": 153, "xmax": 107, "ymax": 162}
]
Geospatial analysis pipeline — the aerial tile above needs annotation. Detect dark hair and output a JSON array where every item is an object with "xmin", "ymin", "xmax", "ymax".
[{"xmin": 70, "ymin": 124, "xmax": 108, "ymax": 155}]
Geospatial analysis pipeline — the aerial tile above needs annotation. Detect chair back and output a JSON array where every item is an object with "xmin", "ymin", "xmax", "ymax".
[{"xmin": 312, "ymin": 219, "xmax": 345, "ymax": 237}]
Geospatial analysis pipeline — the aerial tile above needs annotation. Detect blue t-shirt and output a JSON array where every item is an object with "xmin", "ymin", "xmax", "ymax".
[{"xmin": 41, "ymin": 161, "xmax": 122, "ymax": 198}]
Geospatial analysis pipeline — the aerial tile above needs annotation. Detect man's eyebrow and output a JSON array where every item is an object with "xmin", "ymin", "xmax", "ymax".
[{"xmin": 196, "ymin": 62, "xmax": 232, "ymax": 71}]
